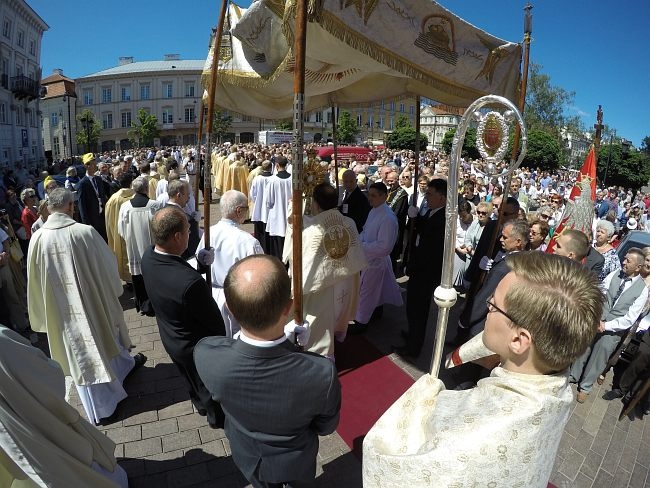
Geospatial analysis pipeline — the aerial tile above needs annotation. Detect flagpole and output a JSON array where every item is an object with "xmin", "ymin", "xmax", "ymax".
[
  {"xmin": 203, "ymin": 0, "xmax": 229, "ymax": 287},
  {"xmin": 331, "ymin": 105, "xmax": 339, "ymax": 193},
  {"xmin": 194, "ymin": 101, "xmax": 204, "ymax": 208},
  {"xmin": 291, "ymin": 0, "xmax": 308, "ymax": 325}
]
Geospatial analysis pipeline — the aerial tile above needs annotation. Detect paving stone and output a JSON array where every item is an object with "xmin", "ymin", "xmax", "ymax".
[
  {"xmin": 582, "ymin": 397, "xmax": 609, "ymax": 436},
  {"xmin": 579, "ymin": 449, "xmax": 603, "ymax": 480},
  {"xmin": 572, "ymin": 429, "xmax": 595, "ymax": 456},
  {"xmin": 144, "ymin": 449, "xmax": 187, "ymax": 475},
  {"xmin": 185, "ymin": 440, "xmax": 228, "ymax": 464},
  {"xmin": 590, "ymin": 421, "xmax": 614, "ymax": 457},
  {"xmin": 564, "ymin": 412, "xmax": 587, "ymax": 438},
  {"xmin": 222, "ymin": 437, "xmax": 232, "ymax": 456},
  {"xmin": 177, "ymin": 413, "xmax": 208, "ymax": 431},
  {"xmin": 165, "ymin": 463, "xmax": 211, "ymax": 488},
  {"xmin": 636, "ymin": 440, "xmax": 650, "ymax": 467},
  {"xmin": 136, "ymin": 340, "xmax": 155, "ymax": 352},
  {"xmin": 142, "ymin": 418, "xmax": 179, "ymax": 439},
  {"xmin": 600, "ymin": 425, "xmax": 627, "ymax": 474},
  {"xmin": 558, "ymin": 447, "xmax": 585, "ymax": 481},
  {"xmin": 618, "ymin": 443, "xmax": 638, "ymax": 473},
  {"xmin": 125, "ymin": 437, "xmax": 163, "ymax": 458},
  {"xmin": 162, "ymin": 430, "xmax": 201, "ymax": 452},
  {"xmin": 158, "ymin": 400, "xmax": 194, "ymax": 420},
  {"xmin": 114, "ymin": 443, "xmax": 124, "ymax": 458},
  {"xmin": 122, "ymin": 409, "xmax": 159, "ymax": 426},
  {"xmin": 573, "ymin": 472, "xmax": 594, "ymax": 488},
  {"xmin": 628, "ymin": 462, "xmax": 649, "ymax": 488},
  {"xmin": 549, "ymin": 471, "xmax": 573, "ymax": 488},
  {"xmin": 107, "ymin": 425, "xmax": 142, "ymax": 444},
  {"xmin": 556, "ymin": 432, "xmax": 576, "ymax": 460},
  {"xmin": 591, "ymin": 468, "xmax": 614, "ymax": 488},
  {"xmin": 612, "ymin": 467, "xmax": 632, "ymax": 487},
  {"xmin": 198, "ymin": 425, "xmax": 226, "ymax": 443}
]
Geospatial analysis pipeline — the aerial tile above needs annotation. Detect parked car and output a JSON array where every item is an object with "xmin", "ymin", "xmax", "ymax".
[{"xmin": 616, "ymin": 230, "xmax": 650, "ymax": 260}]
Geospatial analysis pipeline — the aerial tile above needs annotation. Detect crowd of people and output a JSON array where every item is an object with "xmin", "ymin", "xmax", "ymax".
[{"xmin": 0, "ymin": 142, "xmax": 649, "ymax": 487}]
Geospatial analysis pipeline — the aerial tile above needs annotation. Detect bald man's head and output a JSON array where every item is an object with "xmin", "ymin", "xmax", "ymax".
[
  {"xmin": 224, "ymin": 255, "xmax": 291, "ymax": 331},
  {"xmin": 342, "ymin": 169, "xmax": 357, "ymax": 192}
]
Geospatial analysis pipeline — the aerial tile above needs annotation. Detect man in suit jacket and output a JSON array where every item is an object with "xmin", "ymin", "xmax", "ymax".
[
  {"xmin": 77, "ymin": 153, "xmax": 108, "ymax": 241},
  {"xmin": 339, "ymin": 169, "xmax": 370, "ymax": 233},
  {"xmin": 140, "ymin": 206, "xmax": 226, "ymax": 428},
  {"xmin": 395, "ymin": 178, "xmax": 447, "ymax": 358},
  {"xmin": 194, "ymin": 255, "xmax": 341, "ymax": 487}
]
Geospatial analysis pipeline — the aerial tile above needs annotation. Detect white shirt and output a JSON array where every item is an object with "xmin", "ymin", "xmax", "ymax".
[
  {"xmin": 238, "ymin": 330, "xmax": 287, "ymax": 348},
  {"xmin": 601, "ymin": 271, "xmax": 649, "ymax": 332}
]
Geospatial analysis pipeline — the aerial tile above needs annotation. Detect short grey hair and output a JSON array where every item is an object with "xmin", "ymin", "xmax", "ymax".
[
  {"xmin": 596, "ymin": 219, "xmax": 616, "ymax": 238},
  {"xmin": 20, "ymin": 188, "xmax": 36, "ymax": 203},
  {"xmin": 220, "ymin": 190, "xmax": 247, "ymax": 218},
  {"xmin": 47, "ymin": 188, "xmax": 74, "ymax": 211},
  {"xmin": 132, "ymin": 176, "xmax": 149, "ymax": 195}
]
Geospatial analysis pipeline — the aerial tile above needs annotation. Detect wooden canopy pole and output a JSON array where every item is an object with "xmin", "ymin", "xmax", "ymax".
[
  {"xmin": 403, "ymin": 97, "xmax": 421, "ymax": 270},
  {"xmin": 203, "ymin": 0, "xmax": 229, "ymax": 286},
  {"xmin": 331, "ymin": 106, "xmax": 339, "ymax": 193},
  {"xmin": 291, "ymin": 0, "xmax": 308, "ymax": 324},
  {"xmin": 194, "ymin": 101, "xmax": 204, "ymax": 208}
]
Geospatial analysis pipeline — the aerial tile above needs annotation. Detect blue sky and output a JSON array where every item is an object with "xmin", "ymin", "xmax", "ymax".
[{"xmin": 30, "ymin": 0, "xmax": 649, "ymax": 146}]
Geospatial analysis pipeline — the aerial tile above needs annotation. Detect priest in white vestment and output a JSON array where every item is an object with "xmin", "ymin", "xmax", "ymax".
[
  {"xmin": 104, "ymin": 171, "xmax": 135, "ymax": 283},
  {"xmin": 351, "ymin": 182, "xmax": 403, "ymax": 333},
  {"xmin": 264, "ymin": 156, "xmax": 292, "ymax": 259},
  {"xmin": 118, "ymin": 176, "xmax": 162, "ymax": 314},
  {"xmin": 0, "ymin": 326, "xmax": 128, "ymax": 488},
  {"xmin": 284, "ymin": 183, "xmax": 367, "ymax": 358},
  {"xmin": 198, "ymin": 190, "xmax": 263, "ymax": 337},
  {"xmin": 363, "ymin": 252, "xmax": 603, "ymax": 488},
  {"xmin": 27, "ymin": 188, "xmax": 145, "ymax": 425}
]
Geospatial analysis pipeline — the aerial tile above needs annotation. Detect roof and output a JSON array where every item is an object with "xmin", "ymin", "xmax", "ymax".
[
  {"xmin": 41, "ymin": 73, "xmax": 74, "ymax": 84},
  {"xmin": 78, "ymin": 60, "xmax": 205, "ymax": 79}
]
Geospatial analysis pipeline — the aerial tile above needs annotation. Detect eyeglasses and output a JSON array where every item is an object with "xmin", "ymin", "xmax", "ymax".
[
  {"xmin": 486, "ymin": 295, "xmax": 515, "ymax": 323},
  {"xmin": 539, "ymin": 214, "xmax": 550, "ymax": 219}
]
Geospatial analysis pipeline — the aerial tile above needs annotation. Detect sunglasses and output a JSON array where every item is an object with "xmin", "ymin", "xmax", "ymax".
[
  {"xmin": 540, "ymin": 214, "xmax": 550, "ymax": 219},
  {"xmin": 476, "ymin": 211, "xmax": 488, "ymax": 216},
  {"xmin": 486, "ymin": 295, "xmax": 515, "ymax": 323}
]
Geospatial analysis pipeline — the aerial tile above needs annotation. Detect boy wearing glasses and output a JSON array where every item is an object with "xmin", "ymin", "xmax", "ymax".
[{"xmin": 364, "ymin": 252, "xmax": 603, "ymax": 487}]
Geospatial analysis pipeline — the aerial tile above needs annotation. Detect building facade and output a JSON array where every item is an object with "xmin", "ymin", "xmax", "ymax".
[
  {"xmin": 40, "ymin": 68, "xmax": 77, "ymax": 162},
  {"xmin": 420, "ymin": 104, "xmax": 464, "ymax": 151},
  {"xmin": 0, "ymin": 0, "xmax": 48, "ymax": 170}
]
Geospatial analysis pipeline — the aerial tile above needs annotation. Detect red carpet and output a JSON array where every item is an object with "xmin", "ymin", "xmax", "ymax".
[{"xmin": 335, "ymin": 335, "xmax": 414, "ymax": 458}]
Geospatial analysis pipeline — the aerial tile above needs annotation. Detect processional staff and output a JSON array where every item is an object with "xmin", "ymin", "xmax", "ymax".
[
  {"xmin": 194, "ymin": 100, "xmax": 205, "ymax": 208},
  {"xmin": 203, "ymin": 0, "xmax": 230, "ymax": 287}
]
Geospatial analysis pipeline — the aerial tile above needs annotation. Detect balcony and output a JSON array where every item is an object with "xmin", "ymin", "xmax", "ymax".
[{"xmin": 11, "ymin": 75, "xmax": 40, "ymax": 101}]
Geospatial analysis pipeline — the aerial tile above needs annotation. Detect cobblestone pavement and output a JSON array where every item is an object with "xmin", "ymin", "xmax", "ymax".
[{"xmin": 60, "ymin": 200, "xmax": 648, "ymax": 487}]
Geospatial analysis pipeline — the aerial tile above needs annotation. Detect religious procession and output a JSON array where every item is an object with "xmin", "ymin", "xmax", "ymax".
[{"xmin": 1, "ymin": 1, "xmax": 649, "ymax": 488}]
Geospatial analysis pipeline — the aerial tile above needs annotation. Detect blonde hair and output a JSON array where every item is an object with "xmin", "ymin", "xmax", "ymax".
[{"xmin": 504, "ymin": 252, "xmax": 603, "ymax": 372}]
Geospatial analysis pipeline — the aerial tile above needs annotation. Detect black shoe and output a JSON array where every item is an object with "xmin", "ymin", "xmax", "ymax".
[
  {"xmin": 392, "ymin": 345, "xmax": 419, "ymax": 359},
  {"xmin": 347, "ymin": 321, "xmax": 368, "ymax": 335},
  {"xmin": 95, "ymin": 409, "xmax": 120, "ymax": 426},
  {"xmin": 126, "ymin": 353, "xmax": 147, "ymax": 379},
  {"xmin": 603, "ymin": 389, "xmax": 624, "ymax": 401}
]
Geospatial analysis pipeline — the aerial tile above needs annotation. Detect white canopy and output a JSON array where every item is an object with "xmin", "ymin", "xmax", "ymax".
[{"xmin": 203, "ymin": 0, "xmax": 522, "ymax": 117}]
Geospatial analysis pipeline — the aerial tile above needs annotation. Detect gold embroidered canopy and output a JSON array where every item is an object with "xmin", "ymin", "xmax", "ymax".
[{"xmin": 202, "ymin": 0, "xmax": 522, "ymax": 118}]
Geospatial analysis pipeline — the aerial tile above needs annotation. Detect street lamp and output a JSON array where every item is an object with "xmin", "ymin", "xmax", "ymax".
[{"xmin": 62, "ymin": 93, "xmax": 73, "ymax": 161}]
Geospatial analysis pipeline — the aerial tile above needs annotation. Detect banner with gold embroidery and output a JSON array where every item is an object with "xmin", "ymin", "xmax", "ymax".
[{"xmin": 202, "ymin": 0, "xmax": 522, "ymax": 118}]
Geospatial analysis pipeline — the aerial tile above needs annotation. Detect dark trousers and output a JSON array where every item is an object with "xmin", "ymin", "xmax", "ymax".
[
  {"xmin": 619, "ymin": 340, "xmax": 650, "ymax": 395},
  {"xmin": 405, "ymin": 274, "xmax": 437, "ymax": 355},
  {"xmin": 253, "ymin": 221, "xmax": 270, "ymax": 253},
  {"xmin": 267, "ymin": 235, "xmax": 285, "ymax": 261}
]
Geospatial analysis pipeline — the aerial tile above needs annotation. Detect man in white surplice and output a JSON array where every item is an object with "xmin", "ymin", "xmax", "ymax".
[
  {"xmin": 283, "ymin": 183, "xmax": 367, "ymax": 358},
  {"xmin": 363, "ymin": 252, "xmax": 603, "ymax": 488},
  {"xmin": 198, "ymin": 190, "xmax": 263, "ymax": 337},
  {"xmin": 349, "ymin": 182, "xmax": 403, "ymax": 334},
  {"xmin": 27, "ymin": 188, "xmax": 145, "ymax": 426}
]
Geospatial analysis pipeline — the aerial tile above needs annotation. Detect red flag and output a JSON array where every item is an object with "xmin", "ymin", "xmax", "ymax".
[
  {"xmin": 546, "ymin": 146, "xmax": 597, "ymax": 254},
  {"xmin": 569, "ymin": 146, "xmax": 597, "ymax": 201}
]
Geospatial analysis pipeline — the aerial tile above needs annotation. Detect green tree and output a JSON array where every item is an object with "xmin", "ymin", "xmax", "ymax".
[
  {"xmin": 521, "ymin": 128, "xmax": 561, "ymax": 170},
  {"xmin": 640, "ymin": 136, "xmax": 650, "ymax": 155},
  {"xmin": 597, "ymin": 143, "xmax": 650, "ymax": 189},
  {"xmin": 385, "ymin": 115, "xmax": 427, "ymax": 150},
  {"xmin": 76, "ymin": 109, "xmax": 101, "ymax": 153},
  {"xmin": 128, "ymin": 108, "xmax": 160, "ymax": 147},
  {"xmin": 441, "ymin": 127, "xmax": 480, "ymax": 159},
  {"xmin": 335, "ymin": 111, "xmax": 359, "ymax": 144},
  {"xmin": 212, "ymin": 108, "xmax": 233, "ymax": 144},
  {"xmin": 274, "ymin": 119, "xmax": 292, "ymax": 131},
  {"xmin": 524, "ymin": 64, "xmax": 576, "ymax": 136}
]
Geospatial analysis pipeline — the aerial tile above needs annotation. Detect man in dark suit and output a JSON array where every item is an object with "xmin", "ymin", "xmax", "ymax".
[
  {"xmin": 194, "ymin": 254, "xmax": 341, "ymax": 488},
  {"xmin": 77, "ymin": 153, "xmax": 108, "ymax": 241},
  {"xmin": 141, "ymin": 206, "xmax": 226, "ymax": 428},
  {"xmin": 338, "ymin": 169, "xmax": 370, "ymax": 233},
  {"xmin": 395, "ymin": 178, "xmax": 447, "ymax": 358}
]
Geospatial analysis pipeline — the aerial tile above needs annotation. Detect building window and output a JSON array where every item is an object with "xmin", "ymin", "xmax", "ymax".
[
  {"xmin": 381, "ymin": 100, "xmax": 385, "ymax": 110},
  {"xmin": 51, "ymin": 112, "xmax": 58, "ymax": 127},
  {"xmin": 389, "ymin": 117, "xmax": 394, "ymax": 130},
  {"xmin": 0, "ymin": 104, "xmax": 5, "ymax": 124},
  {"xmin": 184, "ymin": 107, "xmax": 195, "ymax": 123},
  {"xmin": 16, "ymin": 109, "xmax": 22, "ymax": 126},
  {"xmin": 162, "ymin": 107, "xmax": 173, "ymax": 124},
  {"xmin": 163, "ymin": 82, "xmax": 173, "ymax": 99},
  {"xmin": 379, "ymin": 116, "xmax": 384, "ymax": 129},
  {"xmin": 101, "ymin": 87, "xmax": 112, "ymax": 103},
  {"xmin": 410, "ymin": 105, "xmax": 415, "ymax": 115},
  {"xmin": 140, "ymin": 83, "xmax": 150, "ymax": 100},
  {"xmin": 17, "ymin": 29, "xmax": 24, "ymax": 47},
  {"xmin": 53, "ymin": 136, "xmax": 60, "ymax": 157},
  {"xmin": 121, "ymin": 111, "xmax": 132, "ymax": 128},
  {"xmin": 2, "ymin": 19, "xmax": 11, "ymax": 39},
  {"xmin": 356, "ymin": 114, "xmax": 362, "ymax": 126},
  {"xmin": 368, "ymin": 115, "xmax": 373, "ymax": 127},
  {"xmin": 315, "ymin": 112, "xmax": 322, "ymax": 123},
  {"xmin": 303, "ymin": 113, "xmax": 310, "ymax": 123},
  {"xmin": 390, "ymin": 101, "xmax": 396, "ymax": 111},
  {"xmin": 102, "ymin": 112, "xmax": 113, "ymax": 129},
  {"xmin": 27, "ymin": 109, "xmax": 33, "ymax": 127},
  {"xmin": 121, "ymin": 85, "xmax": 131, "ymax": 101},
  {"xmin": 400, "ymin": 103, "xmax": 405, "ymax": 113},
  {"xmin": 242, "ymin": 114, "xmax": 252, "ymax": 122},
  {"xmin": 327, "ymin": 112, "xmax": 332, "ymax": 124},
  {"xmin": 83, "ymin": 88, "xmax": 93, "ymax": 105},
  {"xmin": 184, "ymin": 82, "xmax": 195, "ymax": 97},
  {"xmin": 29, "ymin": 39, "xmax": 35, "ymax": 55}
]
